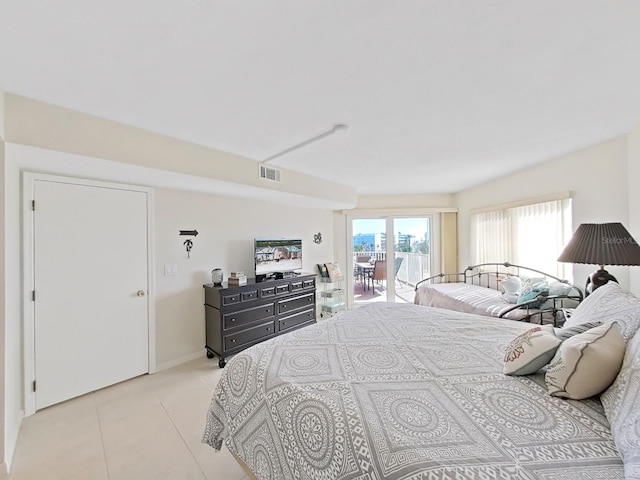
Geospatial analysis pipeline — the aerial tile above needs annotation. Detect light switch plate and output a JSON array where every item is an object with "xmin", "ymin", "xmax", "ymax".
[{"xmin": 164, "ymin": 264, "xmax": 178, "ymax": 276}]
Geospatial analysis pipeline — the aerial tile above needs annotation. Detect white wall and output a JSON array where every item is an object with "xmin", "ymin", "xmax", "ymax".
[
  {"xmin": 456, "ymin": 135, "xmax": 631, "ymax": 290},
  {"xmin": 5, "ymin": 94, "xmax": 356, "ymax": 210},
  {"xmin": 355, "ymin": 194, "xmax": 456, "ymax": 209},
  {"xmin": 2, "ymin": 148, "xmax": 21, "ymax": 473},
  {"xmin": 0, "ymin": 87, "xmax": 6, "ymax": 473},
  {"xmin": 153, "ymin": 187, "xmax": 334, "ymax": 368},
  {"xmin": 2, "ymin": 143, "xmax": 337, "ymax": 469}
]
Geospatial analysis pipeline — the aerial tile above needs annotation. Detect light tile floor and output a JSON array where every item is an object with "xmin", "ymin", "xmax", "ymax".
[{"xmin": 5, "ymin": 357, "xmax": 248, "ymax": 480}]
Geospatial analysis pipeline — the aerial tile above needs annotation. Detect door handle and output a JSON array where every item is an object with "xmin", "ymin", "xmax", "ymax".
[{"xmin": 136, "ymin": 290, "xmax": 146, "ymax": 297}]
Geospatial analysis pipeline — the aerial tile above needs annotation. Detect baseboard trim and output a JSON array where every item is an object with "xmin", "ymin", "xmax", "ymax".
[{"xmin": 155, "ymin": 351, "xmax": 204, "ymax": 372}]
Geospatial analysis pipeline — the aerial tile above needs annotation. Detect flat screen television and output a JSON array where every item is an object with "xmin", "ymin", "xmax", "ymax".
[{"xmin": 255, "ymin": 238, "xmax": 302, "ymax": 277}]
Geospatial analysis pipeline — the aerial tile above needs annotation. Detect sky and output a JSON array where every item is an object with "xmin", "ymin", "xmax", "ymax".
[{"xmin": 352, "ymin": 218, "xmax": 430, "ymax": 241}]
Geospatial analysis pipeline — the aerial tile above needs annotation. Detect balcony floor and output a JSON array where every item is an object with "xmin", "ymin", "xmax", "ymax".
[{"xmin": 352, "ymin": 278, "xmax": 415, "ymax": 305}]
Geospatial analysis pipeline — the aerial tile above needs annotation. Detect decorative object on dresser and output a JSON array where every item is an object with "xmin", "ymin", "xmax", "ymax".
[
  {"xmin": 557, "ymin": 222, "xmax": 640, "ymax": 296},
  {"xmin": 227, "ymin": 271, "xmax": 247, "ymax": 286},
  {"xmin": 203, "ymin": 273, "xmax": 316, "ymax": 368},
  {"xmin": 210, "ymin": 268, "xmax": 223, "ymax": 285}
]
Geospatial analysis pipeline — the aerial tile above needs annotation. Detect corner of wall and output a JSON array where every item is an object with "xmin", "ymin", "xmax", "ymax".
[
  {"xmin": 1, "ymin": 85, "xmax": 7, "ymax": 469},
  {"xmin": 627, "ymin": 123, "xmax": 640, "ymax": 296}
]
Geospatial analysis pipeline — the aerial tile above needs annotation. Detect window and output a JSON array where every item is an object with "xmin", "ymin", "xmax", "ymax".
[{"xmin": 470, "ymin": 198, "xmax": 572, "ymax": 279}]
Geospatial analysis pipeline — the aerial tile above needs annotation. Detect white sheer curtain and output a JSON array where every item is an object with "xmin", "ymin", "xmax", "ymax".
[
  {"xmin": 471, "ymin": 198, "xmax": 572, "ymax": 279},
  {"xmin": 470, "ymin": 210, "xmax": 512, "ymax": 266}
]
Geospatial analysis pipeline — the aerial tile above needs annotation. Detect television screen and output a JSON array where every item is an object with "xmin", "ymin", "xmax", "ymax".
[{"xmin": 255, "ymin": 238, "xmax": 302, "ymax": 275}]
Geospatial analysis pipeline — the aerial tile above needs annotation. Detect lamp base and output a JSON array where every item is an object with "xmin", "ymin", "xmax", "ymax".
[{"xmin": 585, "ymin": 268, "xmax": 618, "ymax": 296}]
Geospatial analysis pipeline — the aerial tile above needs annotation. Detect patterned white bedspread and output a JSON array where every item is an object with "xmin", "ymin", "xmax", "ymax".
[
  {"xmin": 414, "ymin": 282, "xmax": 543, "ymax": 321},
  {"xmin": 203, "ymin": 302, "xmax": 623, "ymax": 479}
]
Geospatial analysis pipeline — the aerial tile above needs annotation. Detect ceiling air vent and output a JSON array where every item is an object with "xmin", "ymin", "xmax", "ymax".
[{"xmin": 259, "ymin": 164, "xmax": 281, "ymax": 182}]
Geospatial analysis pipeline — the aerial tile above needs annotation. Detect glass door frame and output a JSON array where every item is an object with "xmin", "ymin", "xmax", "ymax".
[{"xmin": 345, "ymin": 211, "xmax": 441, "ymax": 309}]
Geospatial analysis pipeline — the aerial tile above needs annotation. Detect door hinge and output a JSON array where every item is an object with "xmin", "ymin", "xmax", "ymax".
[
  {"xmin": 32, "ymin": 290, "xmax": 36, "ymax": 301},
  {"xmin": 32, "ymin": 380, "xmax": 36, "ymax": 392},
  {"xmin": 32, "ymin": 200, "xmax": 35, "ymax": 211}
]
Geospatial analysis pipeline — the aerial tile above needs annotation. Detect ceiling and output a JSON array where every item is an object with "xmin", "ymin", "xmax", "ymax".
[{"xmin": 1, "ymin": 1, "xmax": 639, "ymax": 195}]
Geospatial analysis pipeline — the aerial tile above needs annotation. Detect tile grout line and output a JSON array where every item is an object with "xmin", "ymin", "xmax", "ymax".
[
  {"xmin": 94, "ymin": 392, "xmax": 112, "ymax": 480},
  {"xmin": 157, "ymin": 396, "xmax": 209, "ymax": 480}
]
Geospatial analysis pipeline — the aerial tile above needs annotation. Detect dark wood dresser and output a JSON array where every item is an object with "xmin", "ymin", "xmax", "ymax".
[{"xmin": 203, "ymin": 273, "xmax": 316, "ymax": 367}]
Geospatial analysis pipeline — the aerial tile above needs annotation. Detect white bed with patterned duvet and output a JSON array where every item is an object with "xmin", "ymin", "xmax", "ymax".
[{"xmin": 203, "ymin": 282, "xmax": 640, "ymax": 479}]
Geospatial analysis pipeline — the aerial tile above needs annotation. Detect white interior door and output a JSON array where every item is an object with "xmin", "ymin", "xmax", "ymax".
[{"xmin": 33, "ymin": 178, "xmax": 149, "ymax": 410}]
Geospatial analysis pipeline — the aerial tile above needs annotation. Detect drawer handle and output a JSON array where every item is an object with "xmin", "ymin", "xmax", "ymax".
[
  {"xmin": 231, "ymin": 339, "xmax": 236, "ymax": 343},
  {"xmin": 282, "ymin": 304, "xmax": 287, "ymax": 309},
  {"xmin": 231, "ymin": 318, "xmax": 236, "ymax": 322},
  {"xmin": 282, "ymin": 322, "xmax": 286, "ymax": 326}
]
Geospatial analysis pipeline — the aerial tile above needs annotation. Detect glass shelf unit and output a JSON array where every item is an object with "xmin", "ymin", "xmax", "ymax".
[{"xmin": 320, "ymin": 277, "xmax": 345, "ymax": 317}]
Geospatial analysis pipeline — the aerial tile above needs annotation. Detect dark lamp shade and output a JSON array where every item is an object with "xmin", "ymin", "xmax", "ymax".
[{"xmin": 557, "ymin": 223, "xmax": 640, "ymax": 266}]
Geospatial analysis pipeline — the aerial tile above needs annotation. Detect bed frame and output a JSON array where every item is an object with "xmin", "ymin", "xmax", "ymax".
[{"xmin": 415, "ymin": 262, "xmax": 583, "ymax": 325}]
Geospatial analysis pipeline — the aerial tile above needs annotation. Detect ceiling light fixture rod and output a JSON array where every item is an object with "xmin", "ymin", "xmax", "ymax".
[{"xmin": 262, "ymin": 124, "xmax": 349, "ymax": 163}]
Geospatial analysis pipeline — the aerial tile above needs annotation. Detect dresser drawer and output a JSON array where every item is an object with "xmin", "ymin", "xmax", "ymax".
[
  {"xmin": 221, "ymin": 293, "xmax": 241, "ymax": 306},
  {"xmin": 290, "ymin": 280, "xmax": 304, "ymax": 292},
  {"xmin": 275, "ymin": 284, "xmax": 290, "ymax": 295},
  {"xmin": 241, "ymin": 289, "xmax": 258, "ymax": 302},
  {"xmin": 277, "ymin": 293, "xmax": 315, "ymax": 314},
  {"xmin": 302, "ymin": 278, "xmax": 315, "ymax": 289},
  {"xmin": 278, "ymin": 308, "xmax": 315, "ymax": 333},
  {"xmin": 223, "ymin": 303, "xmax": 275, "ymax": 330},
  {"xmin": 224, "ymin": 321, "xmax": 275, "ymax": 351},
  {"xmin": 260, "ymin": 285, "xmax": 276, "ymax": 297}
]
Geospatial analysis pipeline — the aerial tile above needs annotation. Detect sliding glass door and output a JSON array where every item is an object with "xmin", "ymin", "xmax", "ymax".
[
  {"xmin": 350, "ymin": 215, "xmax": 436, "ymax": 306},
  {"xmin": 393, "ymin": 217, "xmax": 432, "ymax": 302}
]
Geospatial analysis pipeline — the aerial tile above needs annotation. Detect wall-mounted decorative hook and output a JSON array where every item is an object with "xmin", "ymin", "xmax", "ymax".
[
  {"xmin": 184, "ymin": 239, "xmax": 193, "ymax": 258},
  {"xmin": 179, "ymin": 229, "xmax": 199, "ymax": 258},
  {"xmin": 313, "ymin": 232, "xmax": 322, "ymax": 244}
]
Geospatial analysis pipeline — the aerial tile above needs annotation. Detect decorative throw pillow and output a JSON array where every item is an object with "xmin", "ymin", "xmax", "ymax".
[
  {"xmin": 520, "ymin": 276, "xmax": 546, "ymax": 292},
  {"xmin": 503, "ymin": 325, "xmax": 561, "ymax": 375},
  {"xmin": 554, "ymin": 321, "xmax": 603, "ymax": 342},
  {"xmin": 545, "ymin": 323, "xmax": 625, "ymax": 399},
  {"xmin": 501, "ymin": 276, "xmax": 522, "ymax": 303},
  {"xmin": 601, "ymin": 331, "xmax": 640, "ymax": 478},
  {"xmin": 517, "ymin": 281, "xmax": 550, "ymax": 309},
  {"xmin": 548, "ymin": 281, "xmax": 573, "ymax": 296},
  {"xmin": 563, "ymin": 282, "xmax": 640, "ymax": 343}
]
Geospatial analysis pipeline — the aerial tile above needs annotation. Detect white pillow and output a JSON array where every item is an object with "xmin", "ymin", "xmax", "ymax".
[
  {"xmin": 563, "ymin": 282, "xmax": 640, "ymax": 343},
  {"xmin": 545, "ymin": 323, "xmax": 625, "ymax": 399},
  {"xmin": 503, "ymin": 325, "xmax": 561, "ymax": 375},
  {"xmin": 601, "ymin": 330, "xmax": 640, "ymax": 478},
  {"xmin": 501, "ymin": 276, "xmax": 522, "ymax": 304}
]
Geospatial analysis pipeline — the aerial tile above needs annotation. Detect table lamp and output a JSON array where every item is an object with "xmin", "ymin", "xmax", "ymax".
[{"xmin": 557, "ymin": 222, "xmax": 640, "ymax": 295}]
